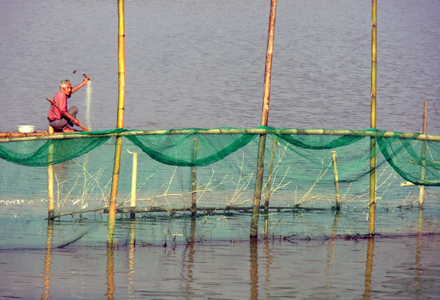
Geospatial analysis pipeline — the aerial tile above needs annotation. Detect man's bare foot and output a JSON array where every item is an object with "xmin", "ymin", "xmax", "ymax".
[{"xmin": 63, "ymin": 127, "xmax": 75, "ymax": 133}]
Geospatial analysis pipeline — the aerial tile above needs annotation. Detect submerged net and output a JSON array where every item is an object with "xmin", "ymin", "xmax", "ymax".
[{"xmin": 0, "ymin": 126, "xmax": 439, "ymax": 217}]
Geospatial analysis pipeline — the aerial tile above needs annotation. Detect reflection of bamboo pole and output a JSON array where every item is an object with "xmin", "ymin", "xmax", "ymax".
[
  {"xmin": 419, "ymin": 100, "xmax": 428, "ymax": 208},
  {"xmin": 108, "ymin": 0, "xmax": 125, "ymax": 246},
  {"xmin": 331, "ymin": 151, "xmax": 340, "ymax": 211},
  {"xmin": 191, "ymin": 138, "xmax": 198, "ymax": 216},
  {"xmin": 42, "ymin": 221, "xmax": 54, "ymax": 300},
  {"xmin": 363, "ymin": 236, "xmax": 375, "ymax": 300},
  {"xmin": 415, "ymin": 209, "xmax": 423, "ymax": 289},
  {"xmin": 264, "ymin": 138, "xmax": 277, "ymax": 213},
  {"xmin": 106, "ymin": 246, "xmax": 115, "ymax": 300},
  {"xmin": 326, "ymin": 212, "xmax": 340, "ymax": 275},
  {"xmin": 369, "ymin": 0, "xmax": 378, "ymax": 235},
  {"xmin": 128, "ymin": 220, "xmax": 135, "ymax": 296},
  {"xmin": 128, "ymin": 150, "xmax": 138, "ymax": 219},
  {"xmin": 185, "ymin": 217, "xmax": 196, "ymax": 295},
  {"xmin": 251, "ymin": 0, "xmax": 277, "ymax": 238},
  {"xmin": 249, "ymin": 240, "xmax": 259, "ymax": 300}
]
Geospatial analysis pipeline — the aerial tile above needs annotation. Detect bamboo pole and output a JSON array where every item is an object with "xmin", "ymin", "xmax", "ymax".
[
  {"xmin": 128, "ymin": 150, "xmax": 138, "ymax": 219},
  {"xmin": 107, "ymin": 0, "xmax": 126, "ymax": 246},
  {"xmin": 191, "ymin": 138, "xmax": 198, "ymax": 216},
  {"xmin": 3, "ymin": 128, "xmax": 440, "ymax": 143},
  {"xmin": 331, "ymin": 150, "xmax": 340, "ymax": 211},
  {"xmin": 369, "ymin": 0, "xmax": 378, "ymax": 235},
  {"xmin": 419, "ymin": 100, "xmax": 428, "ymax": 208},
  {"xmin": 251, "ymin": 0, "xmax": 277, "ymax": 239},
  {"xmin": 117, "ymin": 0, "xmax": 125, "ymax": 129},
  {"xmin": 264, "ymin": 137, "xmax": 277, "ymax": 213},
  {"xmin": 47, "ymin": 128, "xmax": 54, "ymax": 220}
]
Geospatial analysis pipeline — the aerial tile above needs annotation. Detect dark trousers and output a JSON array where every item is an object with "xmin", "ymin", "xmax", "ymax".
[{"xmin": 48, "ymin": 106, "xmax": 78, "ymax": 130}]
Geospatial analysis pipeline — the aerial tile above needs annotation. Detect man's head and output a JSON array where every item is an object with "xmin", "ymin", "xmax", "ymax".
[{"xmin": 60, "ymin": 80, "xmax": 72, "ymax": 97}]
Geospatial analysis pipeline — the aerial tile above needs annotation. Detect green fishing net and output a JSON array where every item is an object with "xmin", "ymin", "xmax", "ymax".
[{"xmin": 0, "ymin": 127, "xmax": 438, "ymax": 216}]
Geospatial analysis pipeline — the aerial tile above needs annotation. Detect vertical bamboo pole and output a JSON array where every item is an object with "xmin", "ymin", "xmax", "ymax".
[
  {"xmin": 369, "ymin": 0, "xmax": 378, "ymax": 235},
  {"xmin": 331, "ymin": 150, "xmax": 340, "ymax": 211},
  {"xmin": 264, "ymin": 137, "xmax": 277, "ymax": 213},
  {"xmin": 250, "ymin": 0, "xmax": 277, "ymax": 239},
  {"xmin": 107, "ymin": 0, "xmax": 125, "ymax": 246},
  {"xmin": 47, "ymin": 128, "xmax": 54, "ymax": 220},
  {"xmin": 191, "ymin": 138, "xmax": 198, "ymax": 216},
  {"xmin": 128, "ymin": 150, "xmax": 138, "ymax": 219},
  {"xmin": 419, "ymin": 100, "xmax": 428, "ymax": 208}
]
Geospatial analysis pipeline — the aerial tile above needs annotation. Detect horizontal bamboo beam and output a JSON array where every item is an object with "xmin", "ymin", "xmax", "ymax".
[{"xmin": 1, "ymin": 128, "xmax": 440, "ymax": 143}]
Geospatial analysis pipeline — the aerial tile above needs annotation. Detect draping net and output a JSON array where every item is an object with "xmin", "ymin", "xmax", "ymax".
[{"xmin": 0, "ymin": 127, "xmax": 438, "ymax": 219}]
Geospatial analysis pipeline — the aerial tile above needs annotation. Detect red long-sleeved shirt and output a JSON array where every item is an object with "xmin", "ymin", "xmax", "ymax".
[{"xmin": 47, "ymin": 91, "xmax": 68, "ymax": 121}]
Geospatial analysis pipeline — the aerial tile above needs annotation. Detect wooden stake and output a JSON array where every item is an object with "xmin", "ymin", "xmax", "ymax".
[
  {"xmin": 419, "ymin": 100, "xmax": 428, "ymax": 208},
  {"xmin": 251, "ymin": 0, "xmax": 277, "ymax": 239},
  {"xmin": 128, "ymin": 150, "xmax": 138, "ymax": 219},
  {"xmin": 331, "ymin": 150, "xmax": 340, "ymax": 211},
  {"xmin": 264, "ymin": 137, "xmax": 277, "ymax": 213},
  {"xmin": 47, "ymin": 127, "xmax": 54, "ymax": 220},
  {"xmin": 107, "ymin": 0, "xmax": 126, "ymax": 246},
  {"xmin": 191, "ymin": 138, "xmax": 198, "ymax": 216},
  {"xmin": 369, "ymin": 0, "xmax": 378, "ymax": 235}
]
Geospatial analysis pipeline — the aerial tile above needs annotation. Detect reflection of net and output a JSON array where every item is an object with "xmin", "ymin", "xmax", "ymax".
[{"xmin": 0, "ymin": 127, "xmax": 438, "ymax": 217}]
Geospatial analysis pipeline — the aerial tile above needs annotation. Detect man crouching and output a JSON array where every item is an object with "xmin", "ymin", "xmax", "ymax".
[{"xmin": 47, "ymin": 76, "xmax": 90, "ymax": 133}]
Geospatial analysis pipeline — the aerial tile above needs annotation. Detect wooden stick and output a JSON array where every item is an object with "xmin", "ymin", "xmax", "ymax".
[
  {"xmin": 47, "ymin": 128, "xmax": 54, "ymax": 220},
  {"xmin": 46, "ymin": 98, "xmax": 90, "ymax": 132},
  {"xmin": 419, "ymin": 100, "xmax": 428, "ymax": 208},
  {"xmin": 191, "ymin": 138, "xmax": 198, "ymax": 216},
  {"xmin": 128, "ymin": 150, "xmax": 138, "ymax": 219},
  {"xmin": 251, "ymin": 0, "xmax": 278, "ymax": 239},
  {"xmin": 264, "ymin": 137, "xmax": 277, "ymax": 213},
  {"xmin": 331, "ymin": 150, "xmax": 340, "ymax": 211}
]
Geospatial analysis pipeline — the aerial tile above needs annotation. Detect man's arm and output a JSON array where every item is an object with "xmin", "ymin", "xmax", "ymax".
[{"xmin": 72, "ymin": 75, "xmax": 91, "ymax": 93}]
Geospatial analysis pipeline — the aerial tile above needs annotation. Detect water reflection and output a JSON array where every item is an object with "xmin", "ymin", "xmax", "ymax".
[
  {"xmin": 42, "ymin": 221, "xmax": 54, "ymax": 300},
  {"xmin": 363, "ymin": 236, "xmax": 375, "ymax": 300},
  {"xmin": 415, "ymin": 209, "xmax": 423, "ymax": 296},
  {"xmin": 263, "ymin": 232, "xmax": 273, "ymax": 299},
  {"xmin": 128, "ymin": 219, "xmax": 136, "ymax": 298},
  {"xmin": 326, "ymin": 211, "xmax": 340, "ymax": 275},
  {"xmin": 106, "ymin": 246, "xmax": 115, "ymax": 300},
  {"xmin": 249, "ymin": 238, "xmax": 259, "ymax": 300},
  {"xmin": 182, "ymin": 217, "xmax": 197, "ymax": 297}
]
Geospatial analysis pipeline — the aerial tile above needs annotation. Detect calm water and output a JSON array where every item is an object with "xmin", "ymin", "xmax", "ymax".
[{"xmin": 1, "ymin": 0, "xmax": 440, "ymax": 299}]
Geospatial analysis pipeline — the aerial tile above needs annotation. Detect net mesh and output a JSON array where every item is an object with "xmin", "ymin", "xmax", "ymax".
[{"xmin": 0, "ymin": 126, "xmax": 438, "ymax": 218}]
